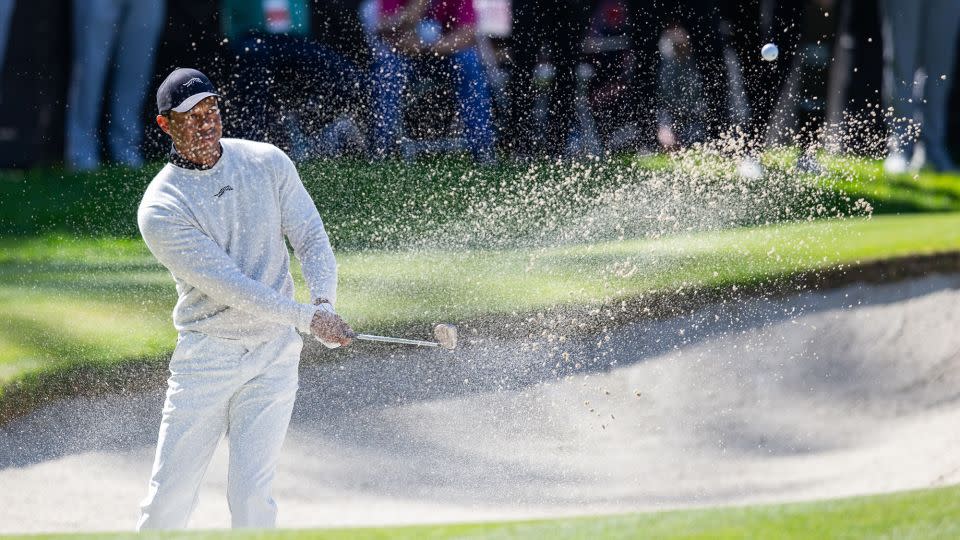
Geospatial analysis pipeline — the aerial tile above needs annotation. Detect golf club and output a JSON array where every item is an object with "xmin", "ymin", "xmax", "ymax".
[{"xmin": 353, "ymin": 323, "xmax": 458, "ymax": 350}]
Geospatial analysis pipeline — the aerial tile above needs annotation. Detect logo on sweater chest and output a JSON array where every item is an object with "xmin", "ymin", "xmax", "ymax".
[{"xmin": 214, "ymin": 185, "xmax": 234, "ymax": 198}]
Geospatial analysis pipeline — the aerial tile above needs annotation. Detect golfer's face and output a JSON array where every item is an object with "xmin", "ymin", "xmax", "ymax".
[{"xmin": 168, "ymin": 97, "xmax": 222, "ymax": 152}]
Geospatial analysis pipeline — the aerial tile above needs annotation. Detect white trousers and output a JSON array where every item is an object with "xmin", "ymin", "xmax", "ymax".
[{"xmin": 137, "ymin": 327, "xmax": 303, "ymax": 530}]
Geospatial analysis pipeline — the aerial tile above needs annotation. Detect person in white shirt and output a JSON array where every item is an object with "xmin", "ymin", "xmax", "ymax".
[{"xmin": 135, "ymin": 67, "xmax": 354, "ymax": 530}]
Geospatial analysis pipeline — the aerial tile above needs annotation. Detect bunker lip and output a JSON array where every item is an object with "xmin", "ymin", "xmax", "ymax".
[
  {"xmin": 3, "ymin": 267, "xmax": 960, "ymax": 531},
  {"xmin": 3, "ymin": 251, "xmax": 960, "ymax": 428}
]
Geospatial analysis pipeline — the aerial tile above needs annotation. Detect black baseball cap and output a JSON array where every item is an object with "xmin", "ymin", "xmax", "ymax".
[{"xmin": 156, "ymin": 68, "xmax": 220, "ymax": 114}]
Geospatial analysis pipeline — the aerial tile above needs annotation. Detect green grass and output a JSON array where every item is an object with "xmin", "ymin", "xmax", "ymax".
[
  {"xmin": 6, "ymin": 484, "xmax": 960, "ymax": 539},
  {"xmin": 3, "ymin": 150, "xmax": 960, "ymax": 412},
  {"xmin": 4, "ymin": 156, "xmax": 960, "ymax": 538},
  {"xmin": 3, "ymin": 153, "xmax": 958, "ymax": 247},
  {"xmin": 3, "ymin": 213, "xmax": 960, "ymax": 395},
  {"xmin": 818, "ymin": 154, "xmax": 960, "ymax": 214},
  {"xmin": 3, "ymin": 158, "xmax": 664, "ymax": 247}
]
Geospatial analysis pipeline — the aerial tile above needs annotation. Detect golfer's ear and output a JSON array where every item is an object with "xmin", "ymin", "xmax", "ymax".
[{"xmin": 156, "ymin": 114, "xmax": 170, "ymax": 134}]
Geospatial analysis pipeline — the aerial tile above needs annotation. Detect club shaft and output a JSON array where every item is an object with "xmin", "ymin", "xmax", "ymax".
[{"xmin": 354, "ymin": 333, "xmax": 440, "ymax": 348}]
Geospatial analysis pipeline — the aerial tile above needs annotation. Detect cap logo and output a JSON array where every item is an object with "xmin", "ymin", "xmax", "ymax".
[{"xmin": 183, "ymin": 77, "xmax": 203, "ymax": 87}]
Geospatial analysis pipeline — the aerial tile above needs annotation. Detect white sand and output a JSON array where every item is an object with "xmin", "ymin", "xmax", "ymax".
[{"xmin": 3, "ymin": 274, "xmax": 960, "ymax": 533}]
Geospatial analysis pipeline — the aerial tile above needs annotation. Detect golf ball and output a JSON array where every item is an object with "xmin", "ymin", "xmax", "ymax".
[{"xmin": 761, "ymin": 43, "xmax": 779, "ymax": 61}]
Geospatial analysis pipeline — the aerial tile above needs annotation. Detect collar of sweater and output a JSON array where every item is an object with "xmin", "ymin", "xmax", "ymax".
[{"xmin": 169, "ymin": 142, "xmax": 223, "ymax": 170}]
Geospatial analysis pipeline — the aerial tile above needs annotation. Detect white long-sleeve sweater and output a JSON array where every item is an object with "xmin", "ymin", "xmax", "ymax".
[{"xmin": 138, "ymin": 138, "xmax": 337, "ymax": 341}]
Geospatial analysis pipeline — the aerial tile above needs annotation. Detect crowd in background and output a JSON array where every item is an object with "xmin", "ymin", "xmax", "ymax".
[{"xmin": 0, "ymin": 0, "xmax": 958, "ymax": 174}]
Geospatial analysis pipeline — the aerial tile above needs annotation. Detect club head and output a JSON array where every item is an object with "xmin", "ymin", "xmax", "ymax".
[{"xmin": 433, "ymin": 323, "xmax": 458, "ymax": 350}]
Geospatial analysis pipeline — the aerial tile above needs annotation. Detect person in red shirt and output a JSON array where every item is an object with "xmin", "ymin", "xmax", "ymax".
[{"xmin": 369, "ymin": 0, "xmax": 495, "ymax": 162}]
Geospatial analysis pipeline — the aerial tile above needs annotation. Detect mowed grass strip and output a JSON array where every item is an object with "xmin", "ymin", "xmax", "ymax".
[
  {"xmin": 4, "ymin": 153, "xmax": 959, "ymax": 246},
  {"xmin": 336, "ymin": 213, "xmax": 960, "ymax": 329},
  {"xmin": 816, "ymin": 153, "xmax": 960, "ymax": 213},
  {"xmin": 5, "ymin": 483, "xmax": 960, "ymax": 539},
  {"xmin": 2, "ymin": 213, "xmax": 960, "ymax": 391}
]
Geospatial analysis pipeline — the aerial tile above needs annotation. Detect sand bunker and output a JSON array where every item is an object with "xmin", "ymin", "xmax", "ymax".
[{"xmin": 3, "ymin": 274, "xmax": 960, "ymax": 533}]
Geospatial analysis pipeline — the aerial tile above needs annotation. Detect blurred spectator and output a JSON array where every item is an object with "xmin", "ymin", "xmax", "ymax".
[
  {"xmin": 714, "ymin": 0, "xmax": 806, "ymax": 177},
  {"xmin": 880, "ymin": 0, "xmax": 960, "ymax": 173},
  {"xmin": 221, "ymin": 0, "xmax": 368, "ymax": 160},
  {"xmin": 744, "ymin": 0, "xmax": 806, "ymax": 141},
  {"xmin": 506, "ymin": 0, "xmax": 592, "ymax": 158},
  {"xmin": 820, "ymin": 0, "xmax": 885, "ymax": 156},
  {"xmin": 749, "ymin": 1, "xmax": 832, "ymax": 173},
  {"xmin": 1, "ymin": 0, "xmax": 956, "ymax": 170},
  {"xmin": 65, "ymin": 0, "xmax": 165, "ymax": 171},
  {"xmin": 367, "ymin": 0, "xmax": 495, "ymax": 162},
  {"xmin": 581, "ymin": 0, "xmax": 642, "ymax": 153},
  {"xmin": 656, "ymin": 25, "xmax": 707, "ymax": 150},
  {"xmin": 822, "ymin": 0, "xmax": 854, "ymax": 152},
  {"xmin": 624, "ymin": 1, "xmax": 745, "ymax": 144}
]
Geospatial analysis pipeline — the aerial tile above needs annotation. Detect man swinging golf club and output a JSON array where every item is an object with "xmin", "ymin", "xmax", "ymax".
[{"xmin": 136, "ymin": 67, "xmax": 353, "ymax": 530}]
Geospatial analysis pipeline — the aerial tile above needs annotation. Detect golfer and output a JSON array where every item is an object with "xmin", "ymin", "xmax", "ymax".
[{"xmin": 135, "ymin": 67, "xmax": 353, "ymax": 530}]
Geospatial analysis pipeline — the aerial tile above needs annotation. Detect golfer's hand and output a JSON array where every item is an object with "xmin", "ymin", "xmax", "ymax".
[{"xmin": 311, "ymin": 300, "xmax": 354, "ymax": 347}]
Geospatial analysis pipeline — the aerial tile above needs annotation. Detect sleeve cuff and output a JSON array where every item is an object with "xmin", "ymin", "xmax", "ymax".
[{"xmin": 296, "ymin": 304, "xmax": 319, "ymax": 334}]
